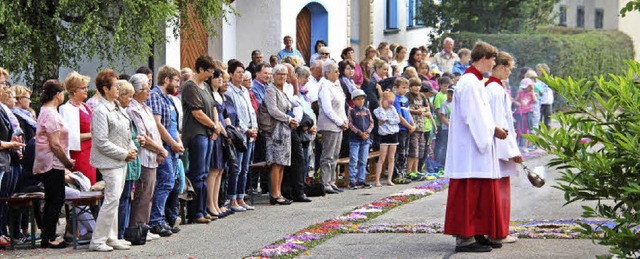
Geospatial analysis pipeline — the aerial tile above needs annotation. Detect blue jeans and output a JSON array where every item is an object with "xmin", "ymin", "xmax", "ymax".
[
  {"xmin": 187, "ymin": 135, "xmax": 212, "ymax": 219},
  {"xmin": 228, "ymin": 141, "xmax": 254, "ymax": 200},
  {"xmin": 117, "ymin": 180, "xmax": 134, "ymax": 239},
  {"xmin": 349, "ymin": 139, "xmax": 370, "ymax": 184},
  {"xmin": 434, "ymin": 127, "xmax": 449, "ymax": 167},
  {"xmin": 150, "ymin": 147, "xmax": 177, "ymax": 227},
  {"xmin": 165, "ymin": 179, "xmax": 180, "ymax": 226}
]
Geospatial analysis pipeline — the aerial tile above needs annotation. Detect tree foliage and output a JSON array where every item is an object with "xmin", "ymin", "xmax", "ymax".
[
  {"xmin": 417, "ymin": 0, "xmax": 559, "ymax": 49},
  {"xmin": 526, "ymin": 61, "xmax": 640, "ymax": 258},
  {"xmin": 620, "ymin": 0, "xmax": 640, "ymax": 17},
  {"xmin": 0, "ymin": 0, "xmax": 232, "ymax": 96}
]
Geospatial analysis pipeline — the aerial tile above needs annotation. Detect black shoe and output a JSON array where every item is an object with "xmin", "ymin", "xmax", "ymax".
[
  {"xmin": 358, "ymin": 182, "xmax": 372, "ymax": 189},
  {"xmin": 270, "ymin": 196, "xmax": 292, "ymax": 205},
  {"xmin": 324, "ymin": 188, "xmax": 338, "ymax": 194},
  {"xmin": 41, "ymin": 239, "xmax": 68, "ymax": 249},
  {"xmin": 348, "ymin": 183, "xmax": 358, "ymax": 190},
  {"xmin": 455, "ymin": 242, "xmax": 492, "ymax": 253},
  {"xmin": 474, "ymin": 235, "xmax": 502, "ymax": 248},
  {"xmin": 163, "ymin": 224, "xmax": 180, "ymax": 234},
  {"xmin": 150, "ymin": 225, "xmax": 172, "ymax": 237},
  {"xmin": 331, "ymin": 186, "xmax": 344, "ymax": 192},
  {"xmin": 293, "ymin": 195, "xmax": 312, "ymax": 202}
]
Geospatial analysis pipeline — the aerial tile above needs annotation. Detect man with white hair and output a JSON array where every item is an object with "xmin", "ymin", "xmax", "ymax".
[
  {"xmin": 305, "ymin": 60, "xmax": 325, "ymax": 104},
  {"xmin": 433, "ymin": 37, "xmax": 460, "ymax": 74}
]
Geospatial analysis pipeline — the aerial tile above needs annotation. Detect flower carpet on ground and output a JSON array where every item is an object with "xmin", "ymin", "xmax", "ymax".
[
  {"xmin": 246, "ymin": 179, "xmax": 450, "ymax": 258},
  {"xmin": 352, "ymin": 219, "xmax": 615, "ymax": 239}
]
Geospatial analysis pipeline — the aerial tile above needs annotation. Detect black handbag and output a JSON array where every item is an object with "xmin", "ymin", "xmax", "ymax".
[{"xmin": 124, "ymin": 224, "xmax": 149, "ymax": 246}]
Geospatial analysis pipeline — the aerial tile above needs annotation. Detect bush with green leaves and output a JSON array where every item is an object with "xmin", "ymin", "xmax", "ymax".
[{"xmin": 527, "ymin": 61, "xmax": 640, "ymax": 258}]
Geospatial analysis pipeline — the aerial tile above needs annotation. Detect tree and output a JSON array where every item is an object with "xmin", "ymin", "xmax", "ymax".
[
  {"xmin": 620, "ymin": 0, "xmax": 640, "ymax": 17},
  {"xmin": 417, "ymin": 0, "xmax": 559, "ymax": 49},
  {"xmin": 0, "ymin": 0, "xmax": 232, "ymax": 97}
]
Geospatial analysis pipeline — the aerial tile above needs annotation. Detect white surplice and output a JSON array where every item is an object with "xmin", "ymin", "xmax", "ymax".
[
  {"xmin": 443, "ymin": 73, "xmax": 500, "ymax": 179},
  {"xmin": 486, "ymin": 81, "xmax": 521, "ymax": 177}
]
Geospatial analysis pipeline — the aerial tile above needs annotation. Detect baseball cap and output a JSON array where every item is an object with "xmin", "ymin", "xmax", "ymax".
[{"xmin": 351, "ymin": 89, "xmax": 367, "ymax": 100}]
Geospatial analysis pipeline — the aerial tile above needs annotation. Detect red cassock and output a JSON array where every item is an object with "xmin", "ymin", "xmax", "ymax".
[{"xmin": 443, "ymin": 178, "xmax": 509, "ymax": 239}]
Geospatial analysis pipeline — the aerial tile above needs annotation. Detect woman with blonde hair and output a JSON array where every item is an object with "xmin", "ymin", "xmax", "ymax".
[{"xmin": 60, "ymin": 71, "xmax": 97, "ymax": 184}]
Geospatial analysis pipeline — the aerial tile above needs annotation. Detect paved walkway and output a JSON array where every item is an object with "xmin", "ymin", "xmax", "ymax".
[{"xmin": 2, "ymin": 147, "xmax": 611, "ymax": 258}]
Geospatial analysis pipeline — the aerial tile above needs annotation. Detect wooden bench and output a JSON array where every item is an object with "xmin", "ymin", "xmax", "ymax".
[
  {"xmin": 65, "ymin": 191, "xmax": 103, "ymax": 249},
  {"xmin": 0, "ymin": 192, "xmax": 44, "ymax": 249},
  {"xmin": 336, "ymin": 151, "xmax": 381, "ymax": 187}
]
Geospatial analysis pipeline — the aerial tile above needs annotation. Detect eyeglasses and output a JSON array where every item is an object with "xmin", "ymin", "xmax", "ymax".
[
  {"xmin": 321, "ymin": 53, "xmax": 330, "ymax": 56},
  {"xmin": 275, "ymin": 73, "xmax": 288, "ymax": 76}
]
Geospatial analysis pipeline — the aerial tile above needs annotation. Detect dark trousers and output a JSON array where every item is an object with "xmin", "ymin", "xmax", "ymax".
[
  {"xmin": 0, "ymin": 165, "xmax": 20, "ymax": 236},
  {"xmin": 39, "ymin": 169, "xmax": 65, "ymax": 241},
  {"xmin": 394, "ymin": 130, "xmax": 409, "ymax": 178},
  {"xmin": 541, "ymin": 104, "xmax": 552, "ymax": 128},
  {"xmin": 117, "ymin": 180, "xmax": 134, "ymax": 239},
  {"xmin": 283, "ymin": 130, "xmax": 305, "ymax": 199},
  {"xmin": 250, "ymin": 134, "xmax": 269, "ymax": 192}
]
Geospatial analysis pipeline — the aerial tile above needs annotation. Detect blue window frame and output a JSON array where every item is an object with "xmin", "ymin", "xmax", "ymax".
[
  {"xmin": 386, "ymin": 0, "xmax": 398, "ymax": 29},
  {"xmin": 407, "ymin": 0, "xmax": 424, "ymax": 27}
]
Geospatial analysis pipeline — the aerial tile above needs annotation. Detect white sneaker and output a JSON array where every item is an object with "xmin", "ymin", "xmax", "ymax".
[
  {"xmin": 118, "ymin": 239, "xmax": 132, "ymax": 246},
  {"xmin": 90, "ymin": 243, "xmax": 114, "ymax": 252},
  {"xmin": 490, "ymin": 235, "xmax": 518, "ymax": 243},
  {"xmin": 240, "ymin": 204, "xmax": 255, "ymax": 210},
  {"xmin": 106, "ymin": 240, "xmax": 130, "ymax": 250},
  {"xmin": 147, "ymin": 232, "xmax": 160, "ymax": 240}
]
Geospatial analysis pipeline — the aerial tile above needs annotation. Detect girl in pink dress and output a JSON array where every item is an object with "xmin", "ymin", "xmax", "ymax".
[{"xmin": 514, "ymin": 78, "xmax": 537, "ymax": 151}]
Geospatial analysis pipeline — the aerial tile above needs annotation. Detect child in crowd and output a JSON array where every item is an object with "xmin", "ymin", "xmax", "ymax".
[
  {"xmin": 433, "ymin": 76, "xmax": 452, "ymax": 168},
  {"xmin": 419, "ymin": 82, "xmax": 438, "ymax": 176},
  {"xmin": 373, "ymin": 91, "xmax": 401, "ymax": 186},
  {"xmin": 392, "ymin": 77, "xmax": 414, "ymax": 184},
  {"xmin": 514, "ymin": 78, "xmax": 537, "ymax": 152},
  {"xmin": 407, "ymin": 78, "xmax": 428, "ymax": 180},
  {"xmin": 347, "ymin": 89, "xmax": 374, "ymax": 190},
  {"xmin": 437, "ymin": 87, "xmax": 454, "ymax": 166}
]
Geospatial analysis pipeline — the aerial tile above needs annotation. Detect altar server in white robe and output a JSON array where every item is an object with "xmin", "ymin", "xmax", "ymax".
[
  {"xmin": 443, "ymin": 41, "xmax": 508, "ymax": 253},
  {"xmin": 485, "ymin": 51, "xmax": 522, "ymax": 244}
]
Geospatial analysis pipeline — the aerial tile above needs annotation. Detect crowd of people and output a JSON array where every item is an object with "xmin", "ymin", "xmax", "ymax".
[{"xmin": 0, "ymin": 35, "xmax": 554, "ymax": 252}]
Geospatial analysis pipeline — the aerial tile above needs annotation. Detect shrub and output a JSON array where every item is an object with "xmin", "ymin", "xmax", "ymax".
[
  {"xmin": 447, "ymin": 30, "xmax": 635, "ymax": 109},
  {"xmin": 526, "ymin": 60, "xmax": 640, "ymax": 258}
]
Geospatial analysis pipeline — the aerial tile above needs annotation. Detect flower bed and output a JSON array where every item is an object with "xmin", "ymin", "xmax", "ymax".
[{"xmin": 246, "ymin": 179, "xmax": 449, "ymax": 258}]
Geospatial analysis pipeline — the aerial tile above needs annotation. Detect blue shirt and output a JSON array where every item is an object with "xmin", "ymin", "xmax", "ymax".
[
  {"xmin": 277, "ymin": 48, "xmax": 304, "ymax": 62},
  {"xmin": 251, "ymin": 79, "xmax": 267, "ymax": 105},
  {"xmin": 452, "ymin": 61, "xmax": 470, "ymax": 75},
  {"xmin": 147, "ymin": 85, "xmax": 178, "ymax": 143},
  {"xmin": 393, "ymin": 95, "xmax": 413, "ymax": 131}
]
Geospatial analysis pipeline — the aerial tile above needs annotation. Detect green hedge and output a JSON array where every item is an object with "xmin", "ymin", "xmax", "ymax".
[{"xmin": 447, "ymin": 30, "xmax": 635, "ymax": 109}]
